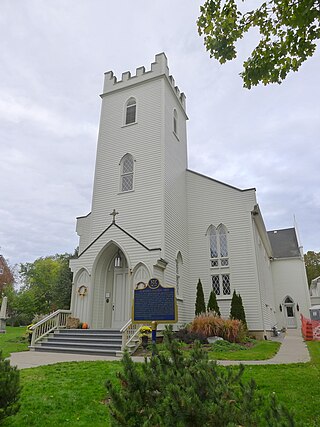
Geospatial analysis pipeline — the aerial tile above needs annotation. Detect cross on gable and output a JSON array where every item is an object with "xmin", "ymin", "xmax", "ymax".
[{"xmin": 110, "ymin": 209, "xmax": 119, "ymax": 223}]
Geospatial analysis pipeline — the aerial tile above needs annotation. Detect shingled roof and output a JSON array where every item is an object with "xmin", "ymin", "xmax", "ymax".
[{"xmin": 267, "ymin": 228, "xmax": 301, "ymax": 258}]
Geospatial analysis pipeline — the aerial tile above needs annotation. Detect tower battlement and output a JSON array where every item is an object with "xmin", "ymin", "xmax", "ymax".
[{"xmin": 102, "ymin": 53, "xmax": 186, "ymax": 111}]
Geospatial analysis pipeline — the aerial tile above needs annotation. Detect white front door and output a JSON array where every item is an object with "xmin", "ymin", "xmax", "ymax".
[
  {"xmin": 112, "ymin": 269, "xmax": 129, "ymax": 329},
  {"xmin": 284, "ymin": 296, "xmax": 297, "ymax": 329}
]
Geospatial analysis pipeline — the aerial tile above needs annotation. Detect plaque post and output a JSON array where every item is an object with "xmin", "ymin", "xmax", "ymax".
[{"xmin": 151, "ymin": 321, "xmax": 157, "ymax": 345}]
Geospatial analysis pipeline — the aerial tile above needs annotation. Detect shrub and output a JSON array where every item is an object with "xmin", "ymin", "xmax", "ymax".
[
  {"xmin": 0, "ymin": 350, "xmax": 21, "ymax": 423},
  {"xmin": 8, "ymin": 314, "xmax": 32, "ymax": 327},
  {"xmin": 106, "ymin": 326, "xmax": 295, "ymax": 427},
  {"xmin": 195, "ymin": 279, "xmax": 206, "ymax": 315},
  {"xmin": 189, "ymin": 312, "xmax": 247, "ymax": 343},
  {"xmin": 230, "ymin": 290, "xmax": 247, "ymax": 327},
  {"xmin": 173, "ymin": 327, "xmax": 208, "ymax": 344},
  {"xmin": 211, "ymin": 340, "xmax": 245, "ymax": 352},
  {"xmin": 207, "ymin": 290, "xmax": 220, "ymax": 316}
]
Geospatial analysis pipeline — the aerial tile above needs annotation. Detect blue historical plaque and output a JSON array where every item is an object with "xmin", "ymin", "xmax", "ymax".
[{"xmin": 132, "ymin": 278, "xmax": 177, "ymax": 323}]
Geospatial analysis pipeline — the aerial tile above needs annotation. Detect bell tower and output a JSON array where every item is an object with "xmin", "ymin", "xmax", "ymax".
[{"xmin": 87, "ymin": 53, "xmax": 189, "ymax": 262}]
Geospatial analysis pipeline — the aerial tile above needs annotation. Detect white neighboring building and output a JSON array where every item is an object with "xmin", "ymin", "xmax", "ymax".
[
  {"xmin": 310, "ymin": 277, "xmax": 320, "ymax": 306},
  {"xmin": 70, "ymin": 53, "xmax": 310, "ymax": 337}
]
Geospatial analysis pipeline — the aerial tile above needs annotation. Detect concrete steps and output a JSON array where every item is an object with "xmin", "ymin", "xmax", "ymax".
[{"xmin": 31, "ymin": 329, "xmax": 124, "ymax": 357}]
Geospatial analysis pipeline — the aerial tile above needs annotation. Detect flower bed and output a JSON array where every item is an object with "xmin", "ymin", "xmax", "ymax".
[{"xmin": 189, "ymin": 312, "xmax": 247, "ymax": 343}]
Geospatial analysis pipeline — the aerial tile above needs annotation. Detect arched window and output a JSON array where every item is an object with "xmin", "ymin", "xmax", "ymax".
[
  {"xmin": 209, "ymin": 226, "xmax": 218, "ymax": 265},
  {"xmin": 218, "ymin": 224, "xmax": 228, "ymax": 266},
  {"xmin": 175, "ymin": 251, "xmax": 183, "ymax": 297},
  {"xmin": 120, "ymin": 154, "xmax": 134, "ymax": 192},
  {"xmin": 125, "ymin": 97, "xmax": 136, "ymax": 125},
  {"xmin": 173, "ymin": 109, "xmax": 178, "ymax": 135},
  {"xmin": 209, "ymin": 224, "xmax": 229, "ymax": 267},
  {"xmin": 208, "ymin": 224, "xmax": 230, "ymax": 296}
]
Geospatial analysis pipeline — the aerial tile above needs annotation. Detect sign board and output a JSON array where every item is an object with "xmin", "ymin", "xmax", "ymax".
[{"xmin": 132, "ymin": 278, "xmax": 177, "ymax": 324}]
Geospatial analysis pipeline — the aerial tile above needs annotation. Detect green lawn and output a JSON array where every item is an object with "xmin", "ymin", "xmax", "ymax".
[
  {"xmin": 241, "ymin": 342, "xmax": 320, "ymax": 427},
  {"xmin": 2, "ymin": 361, "xmax": 118, "ymax": 427},
  {"xmin": 2, "ymin": 332, "xmax": 320, "ymax": 426},
  {"xmin": 208, "ymin": 339, "xmax": 281, "ymax": 360},
  {"xmin": 142, "ymin": 338, "xmax": 281, "ymax": 360},
  {"xmin": 0, "ymin": 326, "xmax": 29, "ymax": 358}
]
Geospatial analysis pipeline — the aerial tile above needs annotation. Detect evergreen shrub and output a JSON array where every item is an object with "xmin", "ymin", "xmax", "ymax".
[
  {"xmin": 173, "ymin": 327, "xmax": 208, "ymax": 344},
  {"xmin": 211, "ymin": 340, "xmax": 245, "ymax": 352},
  {"xmin": 195, "ymin": 279, "xmax": 206, "ymax": 315},
  {"xmin": 230, "ymin": 290, "xmax": 247, "ymax": 327},
  {"xmin": 190, "ymin": 312, "xmax": 247, "ymax": 342},
  {"xmin": 207, "ymin": 290, "xmax": 221, "ymax": 316},
  {"xmin": 106, "ymin": 326, "xmax": 294, "ymax": 427},
  {"xmin": 0, "ymin": 350, "xmax": 21, "ymax": 423}
]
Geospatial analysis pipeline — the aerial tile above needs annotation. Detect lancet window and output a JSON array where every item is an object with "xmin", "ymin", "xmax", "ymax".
[
  {"xmin": 173, "ymin": 109, "xmax": 178, "ymax": 135},
  {"xmin": 120, "ymin": 153, "xmax": 134, "ymax": 192},
  {"xmin": 208, "ymin": 224, "xmax": 231, "ymax": 296}
]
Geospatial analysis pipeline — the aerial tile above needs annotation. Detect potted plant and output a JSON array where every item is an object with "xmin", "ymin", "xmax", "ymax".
[{"xmin": 139, "ymin": 326, "xmax": 152, "ymax": 349}]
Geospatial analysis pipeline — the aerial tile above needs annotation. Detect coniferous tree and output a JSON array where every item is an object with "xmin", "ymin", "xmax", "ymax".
[
  {"xmin": 106, "ymin": 326, "xmax": 295, "ymax": 426},
  {"xmin": 207, "ymin": 290, "xmax": 221, "ymax": 316},
  {"xmin": 230, "ymin": 290, "xmax": 247, "ymax": 327},
  {"xmin": 230, "ymin": 290, "xmax": 238, "ymax": 320},
  {"xmin": 0, "ymin": 350, "xmax": 21, "ymax": 422},
  {"xmin": 195, "ymin": 279, "xmax": 206, "ymax": 316},
  {"xmin": 237, "ymin": 293, "xmax": 247, "ymax": 328}
]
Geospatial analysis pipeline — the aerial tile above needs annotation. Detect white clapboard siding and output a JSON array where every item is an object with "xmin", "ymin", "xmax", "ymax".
[
  {"xmin": 186, "ymin": 170, "xmax": 265, "ymax": 331},
  {"xmin": 76, "ymin": 213, "xmax": 92, "ymax": 254},
  {"xmin": 162, "ymin": 81, "xmax": 190, "ymax": 324},
  {"xmin": 272, "ymin": 258, "xmax": 311, "ymax": 329},
  {"xmin": 90, "ymin": 77, "xmax": 164, "ymax": 249},
  {"xmin": 252, "ymin": 220, "xmax": 277, "ymax": 330},
  {"xmin": 70, "ymin": 53, "xmax": 311, "ymax": 335}
]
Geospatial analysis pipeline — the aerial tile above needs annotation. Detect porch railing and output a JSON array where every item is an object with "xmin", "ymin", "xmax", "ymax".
[
  {"xmin": 120, "ymin": 319, "xmax": 142, "ymax": 353},
  {"xmin": 29, "ymin": 309, "xmax": 71, "ymax": 347}
]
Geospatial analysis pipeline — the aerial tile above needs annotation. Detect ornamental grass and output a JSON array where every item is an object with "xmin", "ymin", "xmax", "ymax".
[{"xmin": 189, "ymin": 312, "xmax": 247, "ymax": 343}]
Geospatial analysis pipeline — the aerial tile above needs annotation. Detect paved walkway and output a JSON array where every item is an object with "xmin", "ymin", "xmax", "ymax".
[
  {"xmin": 8, "ymin": 328, "xmax": 310, "ymax": 369},
  {"xmin": 218, "ymin": 328, "xmax": 310, "ymax": 366}
]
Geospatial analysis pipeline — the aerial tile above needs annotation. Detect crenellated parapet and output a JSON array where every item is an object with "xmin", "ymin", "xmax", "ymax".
[{"xmin": 102, "ymin": 52, "xmax": 186, "ymax": 111}]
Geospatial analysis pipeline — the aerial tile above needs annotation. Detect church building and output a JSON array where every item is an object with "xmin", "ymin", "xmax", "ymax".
[{"xmin": 70, "ymin": 53, "xmax": 311, "ymax": 338}]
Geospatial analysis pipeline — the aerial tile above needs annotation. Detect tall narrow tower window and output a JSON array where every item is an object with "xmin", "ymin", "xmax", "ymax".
[
  {"xmin": 125, "ymin": 97, "xmax": 136, "ymax": 125},
  {"xmin": 175, "ymin": 251, "xmax": 183, "ymax": 297},
  {"xmin": 173, "ymin": 109, "xmax": 178, "ymax": 135},
  {"xmin": 120, "ymin": 154, "xmax": 134, "ymax": 192}
]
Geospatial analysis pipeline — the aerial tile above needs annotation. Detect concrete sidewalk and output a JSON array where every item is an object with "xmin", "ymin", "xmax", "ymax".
[
  {"xmin": 218, "ymin": 328, "xmax": 310, "ymax": 366},
  {"xmin": 8, "ymin": 328, "xmax": 310, "ymax": 369}
]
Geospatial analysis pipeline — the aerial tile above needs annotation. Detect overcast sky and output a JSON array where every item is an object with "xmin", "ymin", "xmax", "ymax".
[{"xmin": 1, "ymin": 0, "xmax": 319, "ymax": 266}]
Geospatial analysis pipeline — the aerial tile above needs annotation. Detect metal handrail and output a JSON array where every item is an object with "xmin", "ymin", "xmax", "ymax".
[{"xmin": 30, "ymin": 309, "xmax": 71, "ymax": 347}]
